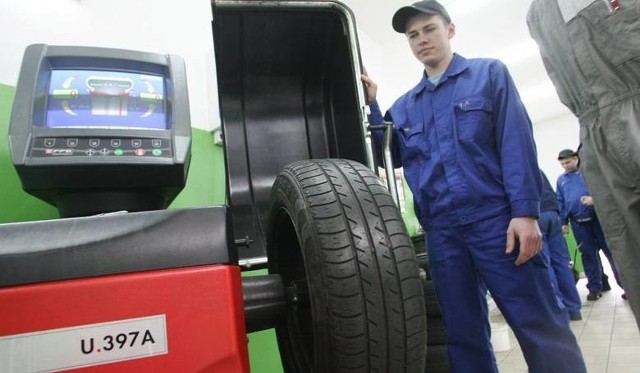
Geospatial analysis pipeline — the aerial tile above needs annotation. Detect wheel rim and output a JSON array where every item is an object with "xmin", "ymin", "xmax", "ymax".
[{"xmin": 271, "ymin": 207, "xmax": 315, "ymax": 371}]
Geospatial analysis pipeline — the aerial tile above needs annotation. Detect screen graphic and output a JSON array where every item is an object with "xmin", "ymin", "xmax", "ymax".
[{"xmin": 46, "ymin": 70, "xmax": 166, "ymax": 130}]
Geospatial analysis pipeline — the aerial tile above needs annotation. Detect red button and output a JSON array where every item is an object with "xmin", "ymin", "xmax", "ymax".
[
  {"xmin": 610, "ymin": 0, "xmax": 620, "ymax": 10},
  {"xmin": 134, "ymin": 148, "xmax": 146, "ymax": 156}
]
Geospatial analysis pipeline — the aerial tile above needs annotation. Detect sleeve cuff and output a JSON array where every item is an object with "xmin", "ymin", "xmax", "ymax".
[
  {"xmin": 368, "ymin": 101, "xmax": 384, "ymax": 125},
  {"xmin": 511, "ymin": 199, "xmax": 540, "ymax": 219}
]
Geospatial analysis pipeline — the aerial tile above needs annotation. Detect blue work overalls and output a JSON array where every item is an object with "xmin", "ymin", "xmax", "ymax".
[
  {"xmin": 557, "ymin": 171, "xmax": 622, "ymax": 291},
  {"xmin": 539, "ymin": 171, "xmax": 582, "ymax": 317},
  {"xmin": 370, "ymin": 54, "xmax": 585, "ymax": 373}
]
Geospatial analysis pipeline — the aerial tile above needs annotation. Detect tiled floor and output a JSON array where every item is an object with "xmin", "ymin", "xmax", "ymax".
[{"xmin": 493, "ymin": 260, "xmax": 640, "ymax": 373}]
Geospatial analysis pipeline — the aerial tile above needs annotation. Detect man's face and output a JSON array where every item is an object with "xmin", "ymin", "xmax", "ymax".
[
  {"xmin": 559, "ymin": 156, "xmax": 579, "ymax": 172},
  {"xmin": 405, "ymin": 13, "xmax": 455, "ymax": 69}
]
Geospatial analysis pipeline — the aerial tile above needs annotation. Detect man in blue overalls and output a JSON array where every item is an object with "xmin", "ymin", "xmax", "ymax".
[
  {"xmin": 361, "ymin": 1, "xmax": 586, "ymax": 372},
  {"xmin": 539, "ymin": 169, "xmax": 583, "ymax": 320},
  {"xmin": 556, "ymin": 148, "xmax": 623, "ymax": 301}
]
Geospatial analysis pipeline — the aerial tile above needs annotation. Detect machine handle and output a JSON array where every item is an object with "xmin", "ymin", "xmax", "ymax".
[{"xmin": 367, "ymin": 121, "xmax": 400, "ymax": 207}]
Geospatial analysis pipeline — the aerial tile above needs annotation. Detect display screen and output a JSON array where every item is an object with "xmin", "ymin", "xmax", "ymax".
[{"xmin": 45, "ymin": 69, "xmax": 166, "ymax": 130}]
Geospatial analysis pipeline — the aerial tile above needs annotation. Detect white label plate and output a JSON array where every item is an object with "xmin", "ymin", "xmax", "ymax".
[
  {"xmin": 0, "ymin": 314, "xmax": 168, "ymax": 372},
  {"xmin": 557, "ymin": 0, "xmax": 599, "ymax": 22}
]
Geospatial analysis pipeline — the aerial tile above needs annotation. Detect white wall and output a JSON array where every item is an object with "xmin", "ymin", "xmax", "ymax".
[
  {"xmin": 0, "ymin": 0, "xmax": 217, "ymax": 130},
  {"xmin": 0, "ymin": 0, "xmax": 581, "ymax": 180},
  {"xmin": 533, "ymin": 113, "xmax": 581, "ymax": 184}
]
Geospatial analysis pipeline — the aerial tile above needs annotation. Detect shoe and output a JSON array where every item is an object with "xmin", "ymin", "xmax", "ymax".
[
  {"xmin": 622, "ymin": 293, "xmax": 628, "ymax": 300},
  {"xmin": 587, "ymin": 291, "xmax": 602, "ymax": 301},
  {"xmin": 569, "ymin": 312, "xmax": 583, "ymax": 321}
]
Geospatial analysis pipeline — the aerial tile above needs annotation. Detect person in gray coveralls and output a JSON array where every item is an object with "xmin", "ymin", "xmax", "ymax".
[{"xmin": 527, "ymin": 0, "xmax": 640, "ymax": 329}]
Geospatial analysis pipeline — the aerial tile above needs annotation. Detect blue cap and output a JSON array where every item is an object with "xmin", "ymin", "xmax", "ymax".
[{"xmin": 392, "ymin": 0, "xmax": 452, "ymax": 33}]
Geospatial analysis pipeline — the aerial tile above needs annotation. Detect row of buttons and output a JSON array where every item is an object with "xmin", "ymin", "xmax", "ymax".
[
  {"xmin": 43, "ymin": 138, "xmax": 163, "ymax": 148},
  {"xmin": 44, "ymin": 148, "xmax": 163, "ymax": 156}
]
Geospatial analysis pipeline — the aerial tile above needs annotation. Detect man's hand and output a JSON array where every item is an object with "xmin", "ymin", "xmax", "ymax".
[
  {"xmin": 505, "ymin": 217, "xmax": 542, "ymax": 266},
  {"xmin": 360, "ymin": 70, "xmax": 378, "ymax": 104},
  {"xmin": 580, "ymin": 195, "xmax": 594, "ymax": 206},
  {"xmin": 562, "ymin": 225, "xmax": 570, "ymax": 234}
]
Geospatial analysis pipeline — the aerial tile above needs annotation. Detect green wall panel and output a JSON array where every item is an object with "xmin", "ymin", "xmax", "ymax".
[
  {"xmin": 169, "ymin": 130, "xmax": 226, "ymax": 208},
  {"xmin": 565, "ymin": 231, "xmax": 584, "ymax": 273}
]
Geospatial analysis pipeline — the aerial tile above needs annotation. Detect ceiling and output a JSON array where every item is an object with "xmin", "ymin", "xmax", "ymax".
[{"xmin": 345, "ymin": 0, "xmax": 573, "ymax": 125}]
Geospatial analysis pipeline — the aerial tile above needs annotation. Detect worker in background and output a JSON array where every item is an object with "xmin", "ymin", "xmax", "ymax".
[
  {"xmin": 539, "ymin": 169, "xmax": 583, "ymax": 320},
  {"xmin": 556, "ymin": 149, "xmax": 623, "ymax": 301}
]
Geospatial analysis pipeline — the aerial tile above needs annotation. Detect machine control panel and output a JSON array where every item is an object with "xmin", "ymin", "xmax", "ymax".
[
  {"xmin": 9, "ymin": 44, "xmax": 191, "ymax": 216},
  {"xmin": 31, "ymin": 137, "xmax": 172, "ymax": 158}
]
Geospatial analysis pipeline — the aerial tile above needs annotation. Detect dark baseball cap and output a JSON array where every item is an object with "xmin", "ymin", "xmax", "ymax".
[
  {"xmin": 557, "ymin": 149, "xmax": 578, "ymax": 160},
  {"xmin": 392, "ymin": 0, "xmax": 452, "ymax": 33}
]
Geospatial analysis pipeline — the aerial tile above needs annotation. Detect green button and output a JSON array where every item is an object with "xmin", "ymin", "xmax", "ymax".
[
  {"xmin": 152, "ymin": 149, "xmax": 162, "ymax": 156},
  {"xmin": 114, "ymin": 148, "xmax": 124, "ymax": 156}
]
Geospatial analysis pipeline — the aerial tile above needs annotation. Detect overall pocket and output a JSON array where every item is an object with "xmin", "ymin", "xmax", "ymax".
[
  {"xmin": 398, "ymin": 124, "xmax": 430, "ymax": 162},
  {"xmin": 453, "ymin": 97, "xmax": 493, "ymax": 142}
]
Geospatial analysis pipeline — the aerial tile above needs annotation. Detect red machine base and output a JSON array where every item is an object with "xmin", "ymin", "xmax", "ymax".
[{"xmin": 0, "ymin": 265, "xmax": 249, "ymax": 372}]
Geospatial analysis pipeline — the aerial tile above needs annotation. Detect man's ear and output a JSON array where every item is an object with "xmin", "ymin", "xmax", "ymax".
[{"xmin": 447, "ymin": 22, "xmax": 456, "ymax": 39}]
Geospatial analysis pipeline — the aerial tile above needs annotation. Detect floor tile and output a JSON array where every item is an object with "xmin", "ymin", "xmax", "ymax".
[{"xmin": 493, "ymin": 256, "xmax": 640, "ymax": 373}]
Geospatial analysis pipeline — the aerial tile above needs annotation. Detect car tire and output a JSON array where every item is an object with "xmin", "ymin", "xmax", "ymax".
[{"xmin": 267, "ymin": 159, "xmax": 427, "ymax": 373}]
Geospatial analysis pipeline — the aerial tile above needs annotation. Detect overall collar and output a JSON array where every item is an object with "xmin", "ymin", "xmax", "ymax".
[{"xmin": 409, "ymin": 53, "xmax": 469, "ymax": 98}]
